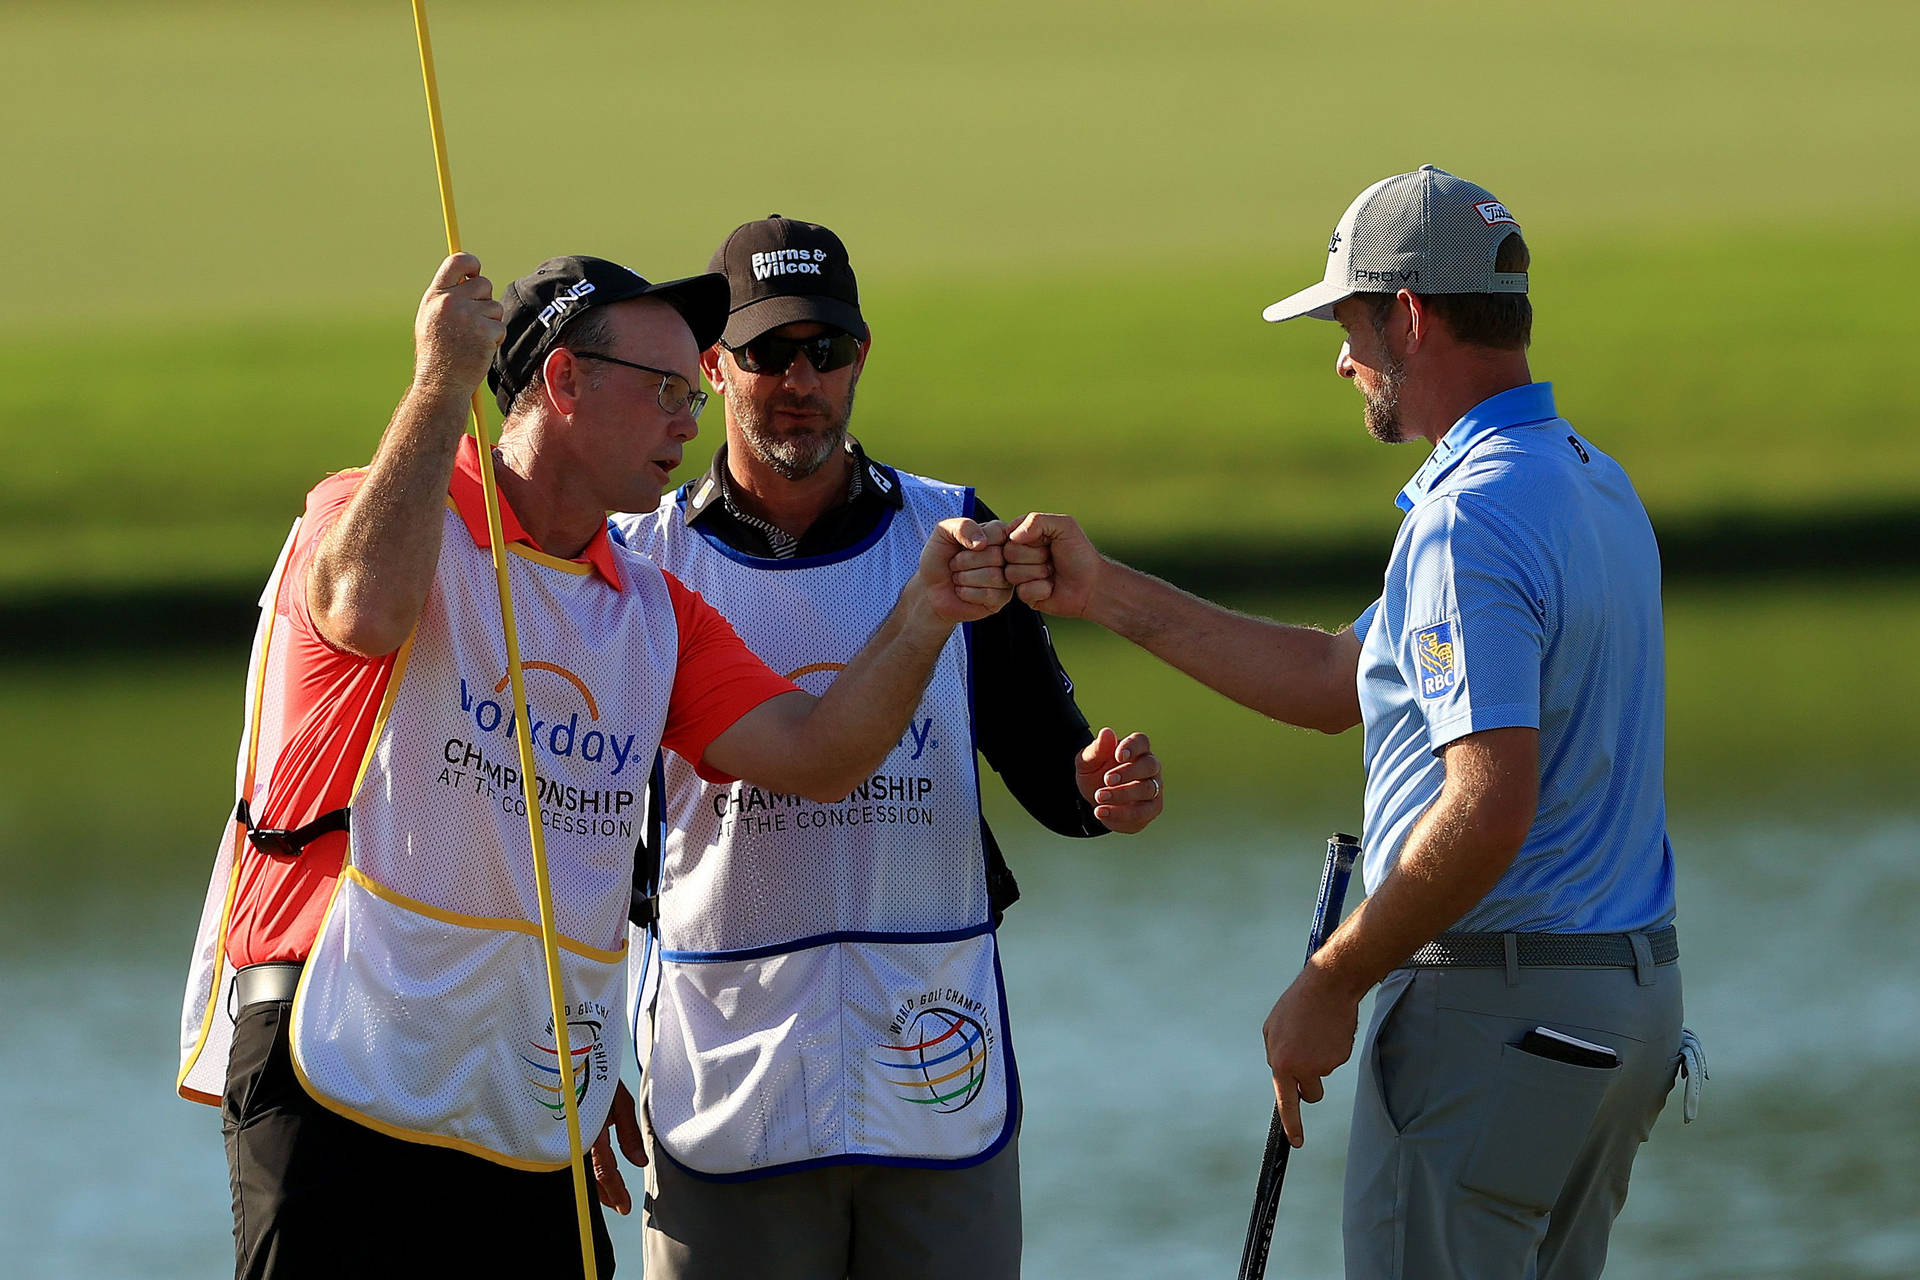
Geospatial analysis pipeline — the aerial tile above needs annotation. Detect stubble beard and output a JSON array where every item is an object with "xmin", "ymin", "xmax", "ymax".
[
  {"xmin": 1363, "ymin": 355, "xmax": 1408, "ymax": 444},
  {"xmin": 731, "ymin": 382, "xmax": 858, "ymax": 481}
]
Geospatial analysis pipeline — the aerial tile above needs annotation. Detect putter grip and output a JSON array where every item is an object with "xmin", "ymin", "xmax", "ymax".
[
  {"xmin": 1309, "ymin": 834, "xmax": 1360, "ymax": 960},
  {"xmin": 1235, "ymin": 833, "xmax": 1361, "ymax": 1280}
]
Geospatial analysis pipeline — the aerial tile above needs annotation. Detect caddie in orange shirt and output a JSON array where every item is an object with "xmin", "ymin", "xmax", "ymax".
[{"xmin": 177, "ymin": 251, "xmax": 1015, "ymax": 1280}]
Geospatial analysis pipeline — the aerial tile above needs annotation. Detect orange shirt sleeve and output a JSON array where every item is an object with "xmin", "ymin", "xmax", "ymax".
[
  {"xmin": 659, "ymin": 571, "xmax": 799, "ymax": 783},
  {"xmin": 227, "ymin": 469, "xmax": 401, "ymax": 968}
]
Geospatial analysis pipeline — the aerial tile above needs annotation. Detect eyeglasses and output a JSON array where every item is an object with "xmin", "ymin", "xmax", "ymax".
[
  {"xmin": 725, "ymin": 330, "xmax": 862, "ymax": 376},
  {"xmin": 571, "ymin": 352, "xmax": 709, "ymax": 420}
]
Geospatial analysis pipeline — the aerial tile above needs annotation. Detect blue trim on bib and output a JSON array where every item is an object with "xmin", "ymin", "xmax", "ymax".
[
  {"xmin": 656, "ymin": 930, "xmax": 1022, "ymax": 1184},
  {"xmin": 647, "ymin": 475, "xmax": 1015, "ymax": 1182},
  {"xmin": 657, "ymin": 1120, "xmax": 1016, "ymax": 1183},
  {"xmin": 627, "ymin": 929, "xmax": 654, "ymax": 1072},
  {"xmin": 627, "ymin": 749, "xmax": 669, "ymax": 1073},
  {"xmin": 688, "ymin": 492, "xmax": 899, "ymax": 570},
  {"xmin": 658, "ymin": 919, "xmax": 994, "ymax": 964}
]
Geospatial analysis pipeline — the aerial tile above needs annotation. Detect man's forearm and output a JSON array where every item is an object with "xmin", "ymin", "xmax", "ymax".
[
  {"xmin": 1310, "ymin": 728, "xmax": 1538, "ymax": 998},
  {"xmin": 788, "ymin": 580, "xmax": 954, "ymax": 796},
  {"xmin": 1087, "ymin": 559, "xmax": 1360, "ymax": 733},
  {"xmin": 308, "ymin": 382, "xmax": 472, "ymax": 656},
  {"xmin": 711, "ymin": 580, "xmax": 958, "ymax": 803}
]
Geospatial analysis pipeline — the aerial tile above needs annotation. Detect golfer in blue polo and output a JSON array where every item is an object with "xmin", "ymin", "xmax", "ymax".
[{"xmin": 1004, "ymin": 166, "xmax": 1691, "ymax": 1279}]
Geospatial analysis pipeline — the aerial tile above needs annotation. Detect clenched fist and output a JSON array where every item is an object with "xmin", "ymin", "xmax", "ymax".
[
  {"xmin": 412, "ymin": 252, "xmax": 506, "ymax": 398},
  {"xmin": 914, "ymin": 517, "xmax": 1014, "ymax": 625}
]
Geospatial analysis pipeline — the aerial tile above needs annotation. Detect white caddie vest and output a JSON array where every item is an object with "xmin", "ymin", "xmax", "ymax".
[
  {"xmin": 179, "ymin": 502, "xmax": 679, "ymax": 1170},
  {"xmin": 617, "ymin": 470, "xmax": 1017, "ymax": 1178}
]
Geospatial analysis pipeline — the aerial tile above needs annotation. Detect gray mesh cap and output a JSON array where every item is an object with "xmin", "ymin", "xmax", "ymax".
[{"xmin": 1261, "ymin": 165, "xmax": 1527, "ymax": 323}]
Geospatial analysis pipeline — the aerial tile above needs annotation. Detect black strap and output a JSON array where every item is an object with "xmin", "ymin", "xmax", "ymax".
[
  {"xmin": 981, "ymin": 818, "xmax": 1021, "ymax": 926},
  {"xmin": 629, "ymin": 753, "xmax": 667, "ymax": 930},
  {"xmin": 234, "ymin": 798, "xmax": 350, "ymax": 858}
]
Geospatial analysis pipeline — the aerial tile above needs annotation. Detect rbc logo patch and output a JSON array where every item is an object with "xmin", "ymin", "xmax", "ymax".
[{"xmin": 1414, "ymin": 621, "xmax": 1459, "ymax": 699}]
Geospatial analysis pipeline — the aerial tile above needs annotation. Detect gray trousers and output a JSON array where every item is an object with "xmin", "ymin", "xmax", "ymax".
[
  {"xmin": 1344, "ymin": 956, "xmax": 1683, "ymax": 1280},
  {"xmin": 641, "ymin": 1135, "xmax": 1021, "ymax": 1280}
]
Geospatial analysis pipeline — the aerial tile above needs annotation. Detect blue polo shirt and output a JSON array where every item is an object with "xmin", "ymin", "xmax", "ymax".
[{"xmin": 1352, "ymin": 382, "xmax": 1675, "ymax": 934}]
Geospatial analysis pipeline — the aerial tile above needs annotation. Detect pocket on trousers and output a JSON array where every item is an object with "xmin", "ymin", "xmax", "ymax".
[
  {"xmin": 221, "ymin": 1000, "xmax": 295, "ymax": 1134},
  {"xmin": 1368, "ymin": 973, "xmax": 1421, "ymax": 1136},
  {"xmin": 1459, "ymin": 1041, "xmax": 1618, "ymax": 1212}
]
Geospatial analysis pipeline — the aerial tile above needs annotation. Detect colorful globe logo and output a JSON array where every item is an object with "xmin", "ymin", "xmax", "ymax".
[
  {"xmin": 522, "ymin": 1018, "xmax": 604, "ymax": 1115},
  {"xmin": 874, "ymin": 1007, "xmax": 989, "ymax": 1113}
]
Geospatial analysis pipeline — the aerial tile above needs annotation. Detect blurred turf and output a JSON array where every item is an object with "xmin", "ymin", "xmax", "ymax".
[
  {"xmin": 5, "ymin": 224, "xmax": 1915, "ymax": 596},
  {"xmin": 6, "ymin": 580, "xmax": 1910, "ymax": 885},
  {"xmin": 5, "ymin": 0, "xmax": 1918, "ymax": 599},
  {"xmin": 2, "ymin": 0, "xmax": 1914, "ymax": 327}
]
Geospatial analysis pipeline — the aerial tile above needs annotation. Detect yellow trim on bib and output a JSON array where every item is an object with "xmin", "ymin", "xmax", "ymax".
[
  {"xmin": 285, "ymin": 877, "xmax": 574, "ymax": 1173},
  {"xmin": 174, "ymin": 820, "xmax": 248, "ymax": 1104},
  {"xmin": 444, "ymin": 494, "xmax": 593, "ymax": 576},
  {"xmin": 508, "ymin": 543, "xmax": 592, "ymax": 575},
  {"xmin": 348, "ymin": 629, "xmax": 418, "ymax": 805},
  {"xmin": 338, "ymin": 866, "xmax": 628, "ymax": 963},
  {"xmin": 178, "ymin": 520, "xmax": 300, "ymax": 1104}
]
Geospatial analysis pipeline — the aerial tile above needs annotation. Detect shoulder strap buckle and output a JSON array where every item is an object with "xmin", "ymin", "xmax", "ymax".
[{"xmin": 234, "ymin": 798, "xmax": 350, "ymax": 858}]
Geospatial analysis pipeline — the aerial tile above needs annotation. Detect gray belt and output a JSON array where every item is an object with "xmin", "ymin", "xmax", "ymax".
[
  {"xmin": 1403, "ymin": 925, "xmax": 1678, "ymax": 986},
  {"xmin": 228, "ymin": 961, "xmax": 303, "ymax": 1020}
]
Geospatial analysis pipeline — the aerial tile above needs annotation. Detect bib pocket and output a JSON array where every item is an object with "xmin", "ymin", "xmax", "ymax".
[
  {"xmin": 649, "ymin": 930, "xmax": 1012, "ymax": 1177},
  {"xmin": 292, "ymin": 868, "xmax": 626, "ymax": 1170},
  {"xmin": 1459, "ymin": 1039, "xmax": 1618, "ymax": 1211}
]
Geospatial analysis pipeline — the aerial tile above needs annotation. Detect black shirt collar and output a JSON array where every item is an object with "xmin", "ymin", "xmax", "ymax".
[
  {"xmin": 680, "ymin": 437, "xmax": 906, "ymax": 560},
  {"xmin": 683, "ymin": 437, "xmax": 904, "ymax": 528}
]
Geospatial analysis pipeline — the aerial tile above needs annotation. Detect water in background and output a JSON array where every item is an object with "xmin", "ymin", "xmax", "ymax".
[{"xmin": 3, "ymin": 810, "xmax": 1915, "ymax": 1278}]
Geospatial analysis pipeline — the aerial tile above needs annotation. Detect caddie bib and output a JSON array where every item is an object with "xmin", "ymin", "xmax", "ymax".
[
  {"xmin": 180, "ymin": 503, "xmax": 678, "ymax": 1170},
  {"xmin": 177, "ymin": 519, "xmax": 303, "ymax": 1108},
  {"xmin": 617, "ymin": 470, "xmax": 1017, "ymax": 1178}
]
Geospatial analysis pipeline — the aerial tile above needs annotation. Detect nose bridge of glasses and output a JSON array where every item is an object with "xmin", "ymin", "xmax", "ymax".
[{"xmin": 781, "ymin": 346, "xmax": 823, "ymax": 386}]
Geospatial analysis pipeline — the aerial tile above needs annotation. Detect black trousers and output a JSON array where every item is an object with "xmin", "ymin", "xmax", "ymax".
[{"xmin": 222, "ymin": 1000, "xmax": 615, "ymax": 1280}]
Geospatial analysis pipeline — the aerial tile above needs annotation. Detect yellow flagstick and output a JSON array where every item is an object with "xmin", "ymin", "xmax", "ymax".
[{"xmin": 408, "ymin": 4, "xmax": 597, "ymax": 1275}]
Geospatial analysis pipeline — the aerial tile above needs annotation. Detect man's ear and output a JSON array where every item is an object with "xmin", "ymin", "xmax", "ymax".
[
  {"xmin": 542, "ymin": 347, "xmax": 585, "ymax": 415},
  {"xmin": 699, "ymin": 345, "xmax": 727, "ymax": 395},
  {"xmin": 1398, "ymin": 289, "xmax": 1428, "ymax": 355},
  {"xmin": 853, "ymin": 328, "xmax": 873, "ymax": 377}
]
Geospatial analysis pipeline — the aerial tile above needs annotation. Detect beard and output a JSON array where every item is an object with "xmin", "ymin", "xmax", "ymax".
[
  {"xmin": 730, "ymin": 382, "xmax": 858, "ymax": 481},
  {"xmin": 1362, "ymin": 354, "xmax": 1408, "ymax": 444}
]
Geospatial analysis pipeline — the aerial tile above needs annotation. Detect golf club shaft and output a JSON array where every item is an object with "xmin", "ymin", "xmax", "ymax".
[{"xmin": 1236, "ymin": 833, "xmax": 1360, "ymax": 1280}]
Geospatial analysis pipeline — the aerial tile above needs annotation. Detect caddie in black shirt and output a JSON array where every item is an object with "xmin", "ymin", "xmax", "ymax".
[{"xmin": 593, "ymin": 215, "xmax": 1166, "ymax": 1280}]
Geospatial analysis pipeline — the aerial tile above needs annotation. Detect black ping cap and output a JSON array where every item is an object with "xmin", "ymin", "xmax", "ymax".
[
  {"xmin": 708, "ymin": 216, "xmax": 867, "ymax": 348},
  {"xmin": 488, "ymin": 255, "xmax": 729, "ymax": 414}
]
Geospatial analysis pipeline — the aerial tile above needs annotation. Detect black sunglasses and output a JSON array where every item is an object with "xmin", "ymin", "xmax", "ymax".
[{"xmin": 726, "ymin": 330, "xmax": 861, "ymax": 376}]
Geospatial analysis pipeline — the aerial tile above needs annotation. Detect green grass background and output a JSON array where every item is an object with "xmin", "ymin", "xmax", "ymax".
[
  {"xmin": 8, "ymin": 577, "xmax": 1912, "ymax": 888},
  {"xmin": 3, "ymin": 16, "xmax": 1913, "ymax": 1275},
  {"xmin": 0, "ymin": 0, "xmax": 1913, "ymax": 864},
  {"xmin": 3, "ymin": 0, "xmax": 1916, "ymax": 594}
]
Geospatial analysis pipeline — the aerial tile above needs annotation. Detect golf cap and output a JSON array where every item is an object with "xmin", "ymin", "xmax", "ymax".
[
  {"xmin": 709, "ymin": 215, "xmax": 868, "ymax": 348},
  {"xmin": 488, "ymin": 255, "xmax": 728, "ymax": 414},
  {"xmin": 1261, "ymin": 165, "xmax": 1527, "ymax": 324}
]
